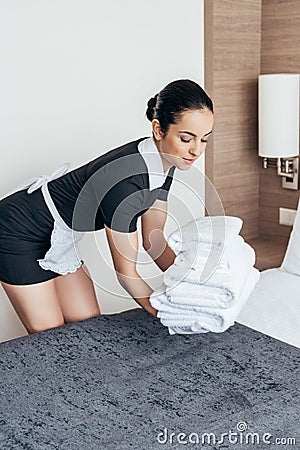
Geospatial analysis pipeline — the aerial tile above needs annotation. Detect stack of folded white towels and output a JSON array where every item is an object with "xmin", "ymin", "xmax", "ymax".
[{"xmin": 149, "ymin": 216, "xmax": 260, "ymax": 335}]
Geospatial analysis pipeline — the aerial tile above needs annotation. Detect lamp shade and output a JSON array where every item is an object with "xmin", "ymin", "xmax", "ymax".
[{"xmin": 258, "ymin": 73, "xmax": 300, "ymax": 158}]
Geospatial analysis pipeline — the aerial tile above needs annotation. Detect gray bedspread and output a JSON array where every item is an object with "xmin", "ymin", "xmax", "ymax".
[{"xmin": 0, "ymin": 308, "xmax": 299, "ymax": 449}]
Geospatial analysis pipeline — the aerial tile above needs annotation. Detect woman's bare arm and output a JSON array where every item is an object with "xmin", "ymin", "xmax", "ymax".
[
  {"xmin": 141, "ymin": 199, "xmax": 176, "ymax": 271},
  {"xmin": 104, "ymin": 225, "xmax": 157, "ymax": 317}
]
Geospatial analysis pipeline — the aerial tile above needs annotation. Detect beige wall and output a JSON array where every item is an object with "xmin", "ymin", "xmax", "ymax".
[
  {"xmin": 204, "ymin": 0, "xmax": 262, "ymax": 240},
  {"xmin": 204, "ymin": 0, "xmax": 300, "ymax": 240},
  {"xmin": 260, "ymin": 0, "xmax": 300, "ymax": 237}
]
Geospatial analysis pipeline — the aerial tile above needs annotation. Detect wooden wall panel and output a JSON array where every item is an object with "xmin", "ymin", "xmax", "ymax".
[
  {"xmin": 260, "ymin": 0, "xmax": 300, "ymax": 236},
  {"xmin": 204, "ymin": 0, "xmax": 262, "ymax": 240}
]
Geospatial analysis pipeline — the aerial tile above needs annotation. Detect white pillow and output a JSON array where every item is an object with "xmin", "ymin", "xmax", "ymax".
[{"xmin": 281, "ymin": 196, "xmax": 300, "ymax": 276}]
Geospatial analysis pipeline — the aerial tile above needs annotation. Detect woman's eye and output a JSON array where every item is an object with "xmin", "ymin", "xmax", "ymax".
[
  {"xmin": 201, "ymin": 139, "xmax": 208, "ymax": 143},
  {"xmin": 180, "ymin": 137, "xmax": 191, "ymax": 143}
]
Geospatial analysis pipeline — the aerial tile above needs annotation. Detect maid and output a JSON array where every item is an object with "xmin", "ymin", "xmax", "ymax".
[{"xmin": 0, "ymin": 79, "xmax": 214, "ymax": 334}]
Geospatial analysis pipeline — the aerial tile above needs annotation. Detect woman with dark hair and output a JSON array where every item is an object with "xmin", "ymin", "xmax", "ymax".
[{"xmin": 0, "ymin": 79, "xmax": 214, "ymax": 334}]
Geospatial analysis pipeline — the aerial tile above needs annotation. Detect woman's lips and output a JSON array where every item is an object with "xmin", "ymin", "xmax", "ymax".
[{"xmin": 182, "ymin": 157, "xmax": 196, "ymax": 164}]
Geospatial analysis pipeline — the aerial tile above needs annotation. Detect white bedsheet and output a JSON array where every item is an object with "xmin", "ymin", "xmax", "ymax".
[{"xmin": 237, "ymin": 268, "xmax": 300, "ymax": 349}]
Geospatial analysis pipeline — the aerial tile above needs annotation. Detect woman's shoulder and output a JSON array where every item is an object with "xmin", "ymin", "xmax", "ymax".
[{"xmin": 84, "ymin": 136, "xmax": 150, "ymax": 186}]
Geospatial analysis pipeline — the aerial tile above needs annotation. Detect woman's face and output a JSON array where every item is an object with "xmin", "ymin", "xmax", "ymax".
[{"xmin": 152, "ymin": 108, "xmax": 214, "ymax": 172}]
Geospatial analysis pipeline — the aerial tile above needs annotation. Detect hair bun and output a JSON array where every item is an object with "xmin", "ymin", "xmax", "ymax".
[
  {"xmin": 144, "ymin": 79, "xmax": 213, "ymax": 135},
  {"xmin": 146, "ymin": 94, "xmax": 158, "ymax": 121}
]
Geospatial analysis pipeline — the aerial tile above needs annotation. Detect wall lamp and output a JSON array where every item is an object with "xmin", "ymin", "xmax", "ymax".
[{"xmin": 258, "ymin": 73, "xmax": 300, "ymax": 190}]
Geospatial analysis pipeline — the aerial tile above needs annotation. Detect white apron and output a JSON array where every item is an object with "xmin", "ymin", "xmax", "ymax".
[{"xmin": 1, "ymin": 163, "xmax": 85, "ymax": 275}]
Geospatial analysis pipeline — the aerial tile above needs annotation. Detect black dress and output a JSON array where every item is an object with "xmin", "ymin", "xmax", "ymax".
[{"xmin": 0, "ymin": 136, "xmax": 175, "ymax": 285}]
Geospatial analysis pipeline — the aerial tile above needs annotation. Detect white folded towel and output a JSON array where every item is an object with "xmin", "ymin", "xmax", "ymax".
[
  {"xmin": 173, "ymin": 247, "xmax": 229, "ymax": 273},
  {"xmin": 165, "ymin": 325, "xmax": 209, "ymax": 335},
  {"xmin": 173, "ymin": 234, "xmax": 246, "ymax": 272},
  {"xmin": 150, "ymin": 267, "xmax": 260, "ymax": 334},
  {"xmin": 167, "ymin": 216, "xmax": 243, "ymax": 254},
  {"xmin": 163, "ymin": 242, "xmax": 256, "ymax": 308}
]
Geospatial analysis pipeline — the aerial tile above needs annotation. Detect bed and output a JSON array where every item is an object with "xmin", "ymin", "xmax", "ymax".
[
  {"xmin": 0, "ymin": 306, "xmax": 299, "ymax": 450},
  {"xmin": 1, "ymin": 202, "xmax": 300, "ymax": 449},
  {"xmin": 236, "ymin": 267, "xmax": 300, "ymax": 348}
]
